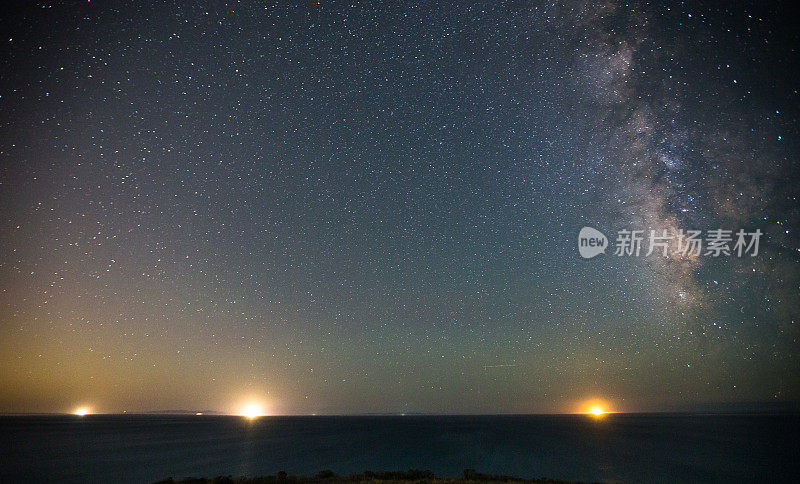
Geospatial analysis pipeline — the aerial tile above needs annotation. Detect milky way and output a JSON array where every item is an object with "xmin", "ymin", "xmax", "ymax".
[{"xmin": 1, "ymin": 1, "xmax": 798, "ymax": 414}]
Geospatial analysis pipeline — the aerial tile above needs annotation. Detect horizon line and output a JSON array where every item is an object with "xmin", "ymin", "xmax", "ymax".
[{"xmin": 3, "ymin": 409, "xmax": 799, "ymax": 417}]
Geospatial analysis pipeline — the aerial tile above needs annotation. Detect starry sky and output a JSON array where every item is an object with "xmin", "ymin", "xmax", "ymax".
[{"xmin": 1, "ymin": 1, "xmax": 798, "ymax": 415}]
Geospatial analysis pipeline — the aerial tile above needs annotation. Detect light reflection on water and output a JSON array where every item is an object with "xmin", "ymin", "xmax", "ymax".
[{"xmin": 1, "ymin": 414, "xmax": 798, "ymax": 483}]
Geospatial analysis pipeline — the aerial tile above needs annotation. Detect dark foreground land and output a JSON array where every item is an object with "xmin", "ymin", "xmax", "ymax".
[{"xmin": 155, "ymin": 469, "xmax": 595, "ymax": 484}]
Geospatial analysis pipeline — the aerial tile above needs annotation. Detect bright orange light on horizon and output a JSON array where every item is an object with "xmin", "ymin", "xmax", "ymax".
[
  {"xmin": 239, "ymin": 403, "xmax": 265, "ymax": 419},
  {"xmin": 575, "ymin": 398, "xmax": 614, "ymax": 417},
  {"xmin": 74, "ymin": 407, "xmax": 90, "ymax": 416},
  {"xmin": 590, "ymin": 406, "xmax": 605, "ymax": 417}
]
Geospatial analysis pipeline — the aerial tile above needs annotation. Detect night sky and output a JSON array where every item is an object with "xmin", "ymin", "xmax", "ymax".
[{"xmin": 1, "ymin": 1, "xmax": 798, "ymax": 416}]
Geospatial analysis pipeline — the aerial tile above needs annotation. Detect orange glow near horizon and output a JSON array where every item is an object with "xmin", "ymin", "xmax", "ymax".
[
  {"xmin": 74, "ymin": 407, "xmax": 90, "ymax": 416},
  {"xmin": 576, "ymin": 399, "xmax": 614, "ymax": 417},
  {"xmin": 238, "ymin": 403, "xmax": 265, "ymax": 419}
]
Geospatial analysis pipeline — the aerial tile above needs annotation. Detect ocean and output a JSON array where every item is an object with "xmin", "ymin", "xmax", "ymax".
[{"xmin": 1, "ymin": 414, "xmax": 798, "ymax": 483}]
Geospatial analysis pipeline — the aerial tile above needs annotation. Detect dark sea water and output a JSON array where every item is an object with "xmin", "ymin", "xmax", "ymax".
[{"xmin": 1, "ymin": 414, "xmax": 799, "ymax": 483}]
